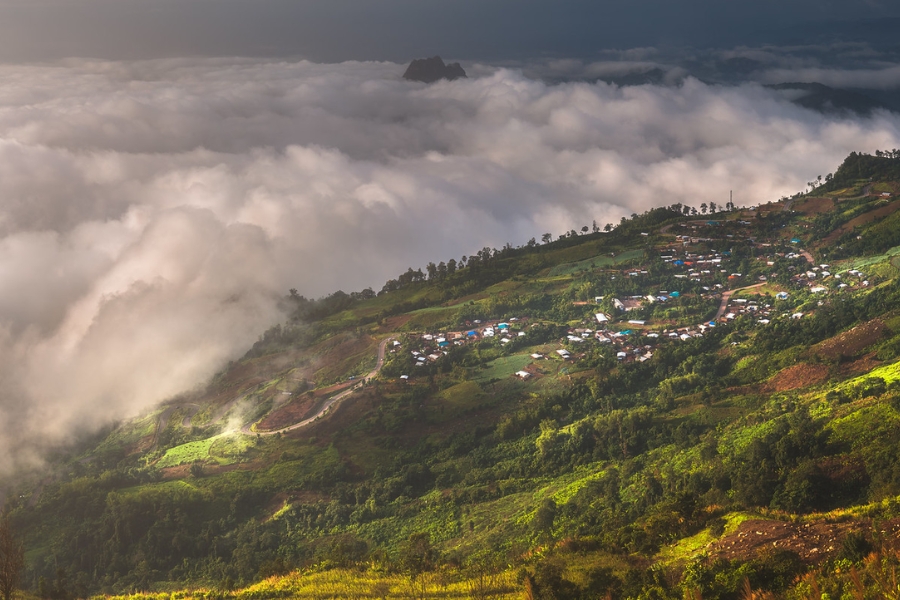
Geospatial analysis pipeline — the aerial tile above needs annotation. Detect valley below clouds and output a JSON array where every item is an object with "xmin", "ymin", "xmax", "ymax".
[{"xmin": 0, "ymin": 56, "xmax": 898, "ymax": 470}]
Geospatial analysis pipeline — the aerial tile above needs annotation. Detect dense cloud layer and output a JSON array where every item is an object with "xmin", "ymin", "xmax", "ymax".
[{"xmin": 0, "ymin": 57, "xmax": 898, "ymax": 471}]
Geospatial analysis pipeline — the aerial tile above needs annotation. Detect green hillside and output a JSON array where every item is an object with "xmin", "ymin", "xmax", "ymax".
[{"xmin": 9, "ymin": 151, "xmax": 900, "ymax": 599}]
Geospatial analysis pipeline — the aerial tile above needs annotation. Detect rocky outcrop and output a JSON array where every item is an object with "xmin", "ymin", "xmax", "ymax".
[{"xmin": 403, "ymin": 56, "xmax": 467, "ymax": 83}]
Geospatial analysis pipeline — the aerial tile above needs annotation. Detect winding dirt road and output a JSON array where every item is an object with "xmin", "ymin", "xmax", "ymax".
[
  {"xmin": 151, "ymin": 403, "xmax": 201, "ymax": 449},
  {"xmin": 241, "ymin": 336, "xmax": 393, "ymax": 436},
  {"xmin": 153, "ymin": 337, "xmax": 393, "ymax": 441},
  {"xmin": 712, "ymin": 282, "xmax": 767, "ymax": 322},
  {"xmin": 181, "ymin": 404, "xmax": 200, "ymax": 428}
]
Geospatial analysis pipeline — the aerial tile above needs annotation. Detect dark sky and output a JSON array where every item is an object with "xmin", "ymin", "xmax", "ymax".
[{"xmin": 1, "ymin": 0, "xmax": 899, "ymax": 62}]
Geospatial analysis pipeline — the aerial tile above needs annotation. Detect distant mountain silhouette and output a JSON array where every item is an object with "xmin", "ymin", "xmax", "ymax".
[
  {"xmin": 403, "ymin": 56, "xmax": 467, "ymax": 83},
  {"xmin": 768, "ymin": 82, "xmax": 897, "ymax": 115},
  {"xmin": 599, "ymin": 68, "xmax": 667, "ymax": 87}
]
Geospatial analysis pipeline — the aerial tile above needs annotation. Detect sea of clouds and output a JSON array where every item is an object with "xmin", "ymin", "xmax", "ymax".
[{"xmin": 0, "ymin": 56, "xmax": 898, "ymax": 471}]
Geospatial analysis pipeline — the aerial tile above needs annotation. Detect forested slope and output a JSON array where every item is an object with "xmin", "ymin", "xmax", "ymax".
[{"xmin": 8, "ymin": 152, "xmax": 900, "ymax": 600}]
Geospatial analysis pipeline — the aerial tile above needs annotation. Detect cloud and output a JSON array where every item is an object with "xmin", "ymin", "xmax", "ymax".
[{"xmin": 0, "ymin": 57, "xmax": 898, "ymax": 471}]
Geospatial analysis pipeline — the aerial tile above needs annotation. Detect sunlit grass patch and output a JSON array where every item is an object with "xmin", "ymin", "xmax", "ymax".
[
  {"xmin": 828, "ymin": 402, "xmax": 900, "ymax": 448},
  {"xmin": 656, "ymin": 512, "xmax": 760, "ymax": 565},
  {"xmin": 862, "ymin": 359, "xmax": 900, "ymax": 383},
  {"xmin": 657, "ymin": 527, "xmax": 717, "ymax": 564},
  {"xmin": 717, "ymin": 417, "xmax": 784, "ymax": 456},
  {"xmin": 155, "ymin": 436, "xmax": 221, "ymax": 468},
  {"xmin": 209, "ymin": 434, "xmax": 256, "ymax": 464},
  {"xmin": 232, "ymin": 567, "xmax": 520, "ymax": 600},
  {"xmin": 549, "ymin": 466, "xmax": 607, "ymax": 506}
]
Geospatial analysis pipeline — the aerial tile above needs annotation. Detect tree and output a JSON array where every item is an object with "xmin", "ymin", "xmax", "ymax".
[
  {"xmin": 0, "ymin": 515, "xmax": 24, "ymax": 600},
  {"xmin": 541, "ymin": 233, "xmax": 552, "ymax": 244},
  {"xmin": 400, "ymin": 533, "xmax": 438, "ymax": 599},
  {"xmin": 532, "ymin": 499, "xmax": 557, "ymax": 538},
  {"xmin": 464, "ymin": 551, "xmax": 503, "ymax": 600},
  {"xmin": 581, "ymin": 225, "xmax": 589, "ymax": 234}
]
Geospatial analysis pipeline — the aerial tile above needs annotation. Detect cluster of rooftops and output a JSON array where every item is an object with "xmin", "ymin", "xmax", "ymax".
[
  {"xmin": 391, "ymin": 215, "xmax": 878, "ymax": 380},
  {"xmin": 398, "ymin": 319, "xmax": 529, "ymax": 371}
]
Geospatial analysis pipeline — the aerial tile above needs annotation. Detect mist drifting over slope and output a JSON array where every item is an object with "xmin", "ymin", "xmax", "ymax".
[{"xmin": 0, "ymin": 56, "xmax": 898, "ymax": 471}]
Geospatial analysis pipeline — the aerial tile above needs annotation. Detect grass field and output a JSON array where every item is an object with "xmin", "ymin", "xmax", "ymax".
[
  {"xmin": 435, "ymin": 381, "xmax": 488, "ymax": 416},
  {"xmin": 155, "ymin": 436, "xmax": 220, "ymax": 468},
  {"xmin": 472, "ymin": 354, "xmax": 533, "ymax": 383},
  {"xmin": 548, "ymin": 248, "xmax": 644, "ymax": 277},
  {"xmin": 839, "ymin": 244, "xmax": 900, "ymax": 272}
]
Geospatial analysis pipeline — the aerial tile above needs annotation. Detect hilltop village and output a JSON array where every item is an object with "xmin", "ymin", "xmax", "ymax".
[{"xmin": 395, "ymin": 208, "xmax": 879, "ymax": 381}]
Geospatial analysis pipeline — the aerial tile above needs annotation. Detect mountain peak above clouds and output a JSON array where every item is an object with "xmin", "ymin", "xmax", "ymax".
[{"xmin": 402, "ymin": 56, "xmax": 467, "ymax": 83}]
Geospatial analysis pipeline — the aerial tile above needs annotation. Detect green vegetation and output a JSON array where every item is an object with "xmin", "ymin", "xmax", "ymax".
[
  {"xmin": 548, "ymin": 248, "xmax": 644, "ymax": 276},
  {"xmin": 8, "ymin": 151, "xmax": 900, "ymax": 599}
]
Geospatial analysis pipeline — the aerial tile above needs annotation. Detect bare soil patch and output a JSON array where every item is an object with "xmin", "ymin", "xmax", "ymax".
[
  {"xmin": 839, "ymin": 353, "xmax": 883, "ymax": 377},
  {"xmin": 128, "ymin": 436, "xmax": 156, "ymax": 454},
  {"xmin": 310, "ymin": 334, "xmax": 375, "ymax": 383},
  {"xmin": 376, "ymin": 315, "xmax": 411, "ymax": 333},
  {"xmin": 795, "ymin": 197, "xmax": 835, "ymax": 215},
  {"xmin": 257, "ymin": 395, "xmax": 322, "ymax": 431},
  {"xmin": 159, "ymin": 464, "xmax": 191, "ymax": 479},
  {"xmin": 812, "ymin": 319, "xmax": 887, "ymax": 361},
  {"xmin": 764, "ymin": 364, "xmax": 830, "ymax": 392},
  {"xmin": 707, "ymin": 519, "xmax": 864, "ymax": 563}
]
